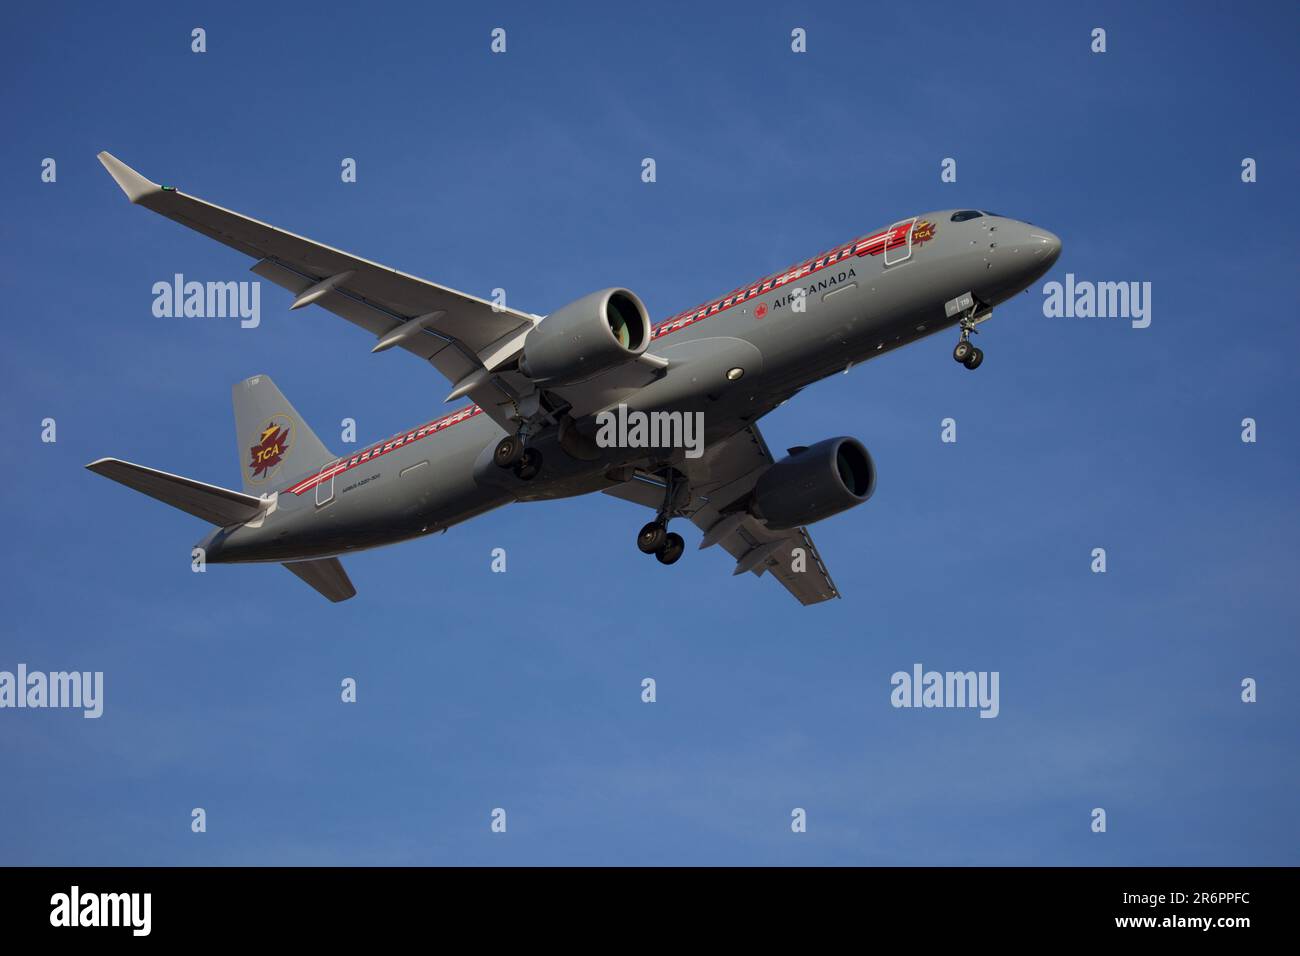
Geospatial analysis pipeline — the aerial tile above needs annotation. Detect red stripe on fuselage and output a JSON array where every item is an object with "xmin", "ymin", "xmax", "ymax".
[
  {"xmin": 648, "ymin": 223, "xmax": 910, "ymax": 340},
  {"xmin": 283, "ymin": 404, "xmax": 485, "ymax": 495}
]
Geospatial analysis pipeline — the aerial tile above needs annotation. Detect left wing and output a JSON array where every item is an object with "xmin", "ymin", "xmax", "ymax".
[
  {"xmin": 98, "ymin": 151, "xmax": 645, "ymax": 433},
  {"xmin": 602, "ymin": 424, "xmax": 841, "ymax": 605}
]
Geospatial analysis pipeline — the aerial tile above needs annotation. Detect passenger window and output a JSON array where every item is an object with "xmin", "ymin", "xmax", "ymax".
[{"xmin": 950, "ymin": 210, "xmax": 983, "ymax": 222}]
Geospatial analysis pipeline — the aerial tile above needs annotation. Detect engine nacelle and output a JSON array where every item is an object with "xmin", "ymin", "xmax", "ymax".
[
  {"xmin": 520, "ymin": 288, "xmax": 651, "ymax": 386},
  {"xmin": 751, "ymin": 437, "xmax": 876, "ymax": 531}
]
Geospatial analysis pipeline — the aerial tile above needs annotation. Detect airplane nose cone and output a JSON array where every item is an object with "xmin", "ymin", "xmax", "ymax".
[
  {"xmin": 1033, "ymin": 229, "xmax": 1062, "ymax": 268},
  {"xmin": 975, "ymin": 218, "xmax": 1061, "ymax": 301}
]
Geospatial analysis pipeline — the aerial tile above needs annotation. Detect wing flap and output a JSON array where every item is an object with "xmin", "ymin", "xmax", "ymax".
[{"xmin": 703, "ymin": 516, "xmax": 839, "ymax": 604}]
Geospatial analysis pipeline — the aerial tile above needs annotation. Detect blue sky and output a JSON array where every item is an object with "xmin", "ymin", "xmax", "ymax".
[{"xmin": 1, "ymin": 0, "xmax": 1297, "ymax": 865}]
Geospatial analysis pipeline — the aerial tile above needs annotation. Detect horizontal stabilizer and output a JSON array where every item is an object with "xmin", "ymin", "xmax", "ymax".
[
  {"xmin": 86, "ymin": 458, "xmax": 264, "ymax": 527},
  {"xmin": 283, "ymin": 557, "xmax": 356, "ymax": 602}
]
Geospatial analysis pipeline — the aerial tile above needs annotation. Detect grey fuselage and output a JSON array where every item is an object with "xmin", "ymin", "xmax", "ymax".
[{"xmin": 200, "ymin": 211, "xmax": 1061, "ymax": 565}]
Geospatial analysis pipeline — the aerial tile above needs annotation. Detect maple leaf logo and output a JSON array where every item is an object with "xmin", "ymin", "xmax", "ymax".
[{"xmin": 249, "ymin": 420, "xmax": 291, "ymax": 480}]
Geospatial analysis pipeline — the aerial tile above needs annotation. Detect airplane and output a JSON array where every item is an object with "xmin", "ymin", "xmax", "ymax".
[{"xmin": 88, "ymin": 152, "xmax": 1061, "ymax": 605}]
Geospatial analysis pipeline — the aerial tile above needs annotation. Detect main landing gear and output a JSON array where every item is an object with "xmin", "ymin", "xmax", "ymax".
[
  {"xmin": 637, "ymin": 522, "xmax": 685, "ymax": 565},
  {"xmin": 494, "ymin": 434, "xmax": 542, "ymax": 481},
  {"xmin": 635, "ymin": 469, "xmax": 687, "ymax": 565},
  {"xmin": 952, "ymin": 314, "xmax": 984, "ymax": 370}
]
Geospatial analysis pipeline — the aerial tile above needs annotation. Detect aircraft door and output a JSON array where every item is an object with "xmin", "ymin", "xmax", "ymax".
[
  {"xmin": 883, "ymin": 217, "xmax": 917, "ymax": 266},
  {"xmin": 315, "ymin": 458, "xmax": 340, "ymax": 506}
]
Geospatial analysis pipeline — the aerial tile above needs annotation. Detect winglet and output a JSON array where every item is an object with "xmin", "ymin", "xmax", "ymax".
[{"xmin": 96, "ymin": 151, "xmax": 162, "ymax": 203}]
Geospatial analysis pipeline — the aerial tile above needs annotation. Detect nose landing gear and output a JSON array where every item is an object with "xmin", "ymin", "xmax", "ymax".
[
  {"xmin": 952, "ymin": 313, "xmax": 985, "ymax": 370},
  {"xmin": 953, "ymin": 339, "xmax": 983, "ymax": 369}
]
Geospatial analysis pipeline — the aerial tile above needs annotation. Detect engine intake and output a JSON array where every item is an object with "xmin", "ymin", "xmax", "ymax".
[
  {"xmin": 751, "ymin": 437, "xmax": 875, "ymax": 531},
  {"xmin": 521, "ymin": 288, "xmax": 651, "ymax": 386}
]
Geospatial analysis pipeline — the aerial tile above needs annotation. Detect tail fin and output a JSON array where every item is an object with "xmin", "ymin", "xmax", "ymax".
[{"xmin": 233, "ymin": 375, "xmax": 334, "ymax": 493}]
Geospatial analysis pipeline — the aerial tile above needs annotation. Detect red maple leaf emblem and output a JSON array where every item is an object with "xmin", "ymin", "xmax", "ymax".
[
  {"xmin": 249, "ymin": 423, "xmax": 290, "ymax": 479},
  {"xmin": 755, "ymin": 303, "xmax": 768, "ymax": 319}
]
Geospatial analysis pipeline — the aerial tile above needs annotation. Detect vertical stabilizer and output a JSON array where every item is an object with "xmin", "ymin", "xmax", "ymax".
[{"xmin": 232, "ymin": 375, "xmax": 334, "ymax": 493}]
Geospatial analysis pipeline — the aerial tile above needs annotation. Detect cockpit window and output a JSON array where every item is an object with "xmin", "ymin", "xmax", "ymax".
[
  {"xmin": 950, "ymin": 210, "xmax": 983, "ymax": 222},
  {"xmin": 981, "ymin": 211, "xmax": 1005, "ymax": 218}
]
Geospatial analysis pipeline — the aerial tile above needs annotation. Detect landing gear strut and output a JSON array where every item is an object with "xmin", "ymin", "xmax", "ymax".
[
  {"xmin": 635, "ymin": 469, "xmax": 687, "ymax": 565},
  {"xmin": 952, "ymin": 313, "xmax": 984, "ymax": 370}
]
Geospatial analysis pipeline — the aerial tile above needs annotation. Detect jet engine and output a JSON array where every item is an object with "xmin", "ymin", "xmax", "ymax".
[
  {"xmin": 520, "ymin": 288, "xmax": 651, "ymax": 386},
  {"xmin": 751, "ymin": 437, "xmax": 876, "ymax": 531}
]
